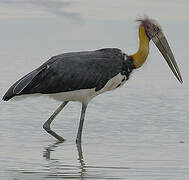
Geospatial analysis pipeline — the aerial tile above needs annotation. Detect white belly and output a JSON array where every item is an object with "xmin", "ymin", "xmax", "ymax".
[
  {"xmin": 48, "ymin": 88, "xmax": 96, "ymax": 103},
  {"xmin": 48, "ymin": 73, "xmax": 127, "ymax": 103}
]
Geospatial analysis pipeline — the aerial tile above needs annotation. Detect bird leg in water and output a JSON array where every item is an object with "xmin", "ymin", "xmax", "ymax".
[
  {"xmin": 43, "ymin": 101, "xmax": 69, "ymax": 142},
  {"xmin": 76, "ymin": 102, "xmax": 88, "ymax": 144}
]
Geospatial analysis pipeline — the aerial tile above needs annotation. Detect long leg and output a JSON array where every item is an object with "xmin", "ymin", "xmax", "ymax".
[
  {"xmin": 76, "ymin": 102, "xmax": 88, "ymax": 144},
  {"xmin": 76, "ymin": 143, "xmax": 86, "ymax": 176},
  {"xmin": 43, "ymin": 101, "xmax": 69, "ymax": 142}
]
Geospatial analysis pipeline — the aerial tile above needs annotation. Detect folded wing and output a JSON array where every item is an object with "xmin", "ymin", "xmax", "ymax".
[{"xmin": 3, "ymin": 48, "xmax": 124, "ymax": 101}]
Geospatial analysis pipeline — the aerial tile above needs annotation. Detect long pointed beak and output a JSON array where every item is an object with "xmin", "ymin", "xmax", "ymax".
[{"xmin": 152, "ymin": 32, "xmax": 183, "ymax": 83}]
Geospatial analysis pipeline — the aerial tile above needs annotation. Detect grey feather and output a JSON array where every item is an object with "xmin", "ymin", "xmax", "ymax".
[
  {"xmin": 13, "ymin": 66, "xmax": 46, "ymax": 94},
  {"xmin": 3, "ymin": 48, "xmax": 130, "ymax": 101}
]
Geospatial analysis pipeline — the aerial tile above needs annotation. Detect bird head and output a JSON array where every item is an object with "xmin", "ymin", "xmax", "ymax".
[
  {"xmin": 139, "ymin": 18, "xmax": 162, "ymax": 40},
  {"xmin": 138, "ymin": 17, "xmax": 183, "ymax": 83}
]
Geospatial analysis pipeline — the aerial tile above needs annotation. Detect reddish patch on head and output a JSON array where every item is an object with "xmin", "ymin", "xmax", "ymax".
[{"xmin": 137, "ymin": 17, "xmax": 162, "ymax": 39}]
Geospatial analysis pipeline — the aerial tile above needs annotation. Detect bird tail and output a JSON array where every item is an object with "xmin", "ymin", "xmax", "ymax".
[
  {"xmin": 2, "ymin": 66, "xmax": 46, "ymax": 101},
  {"xmin": 2, "ymin": 87, "xmax": 15, "ymax": 101}
]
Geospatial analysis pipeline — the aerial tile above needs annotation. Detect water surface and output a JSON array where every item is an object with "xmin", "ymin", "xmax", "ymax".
[{"xmin": 1, "ymin": 1, "xmax": 189, "ymax": 179}]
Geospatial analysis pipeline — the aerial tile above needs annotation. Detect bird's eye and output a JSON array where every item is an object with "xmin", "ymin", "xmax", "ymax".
[{"xmin": 153, "ymin": 26, "xmax": 160, "ymax": 32}]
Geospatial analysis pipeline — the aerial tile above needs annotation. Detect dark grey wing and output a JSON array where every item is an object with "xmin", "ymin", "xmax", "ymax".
[
  {"xmin": 3, "ymin": 48, "xmax": 124, "ymax": 100},
  {"xmin": 2, "ymin": 57, "xmax": 58, "ymax": 101}
]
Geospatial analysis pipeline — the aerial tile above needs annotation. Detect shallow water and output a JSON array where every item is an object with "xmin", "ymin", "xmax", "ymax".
[{"xmin": 1, "ymin": 1, "xmax": 189, "ymax": 179}]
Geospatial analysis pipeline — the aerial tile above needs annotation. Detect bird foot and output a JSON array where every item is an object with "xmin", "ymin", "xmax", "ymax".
[{"xmin": 43, "ymin": 123, "xmax": 65, "ymax": 142}]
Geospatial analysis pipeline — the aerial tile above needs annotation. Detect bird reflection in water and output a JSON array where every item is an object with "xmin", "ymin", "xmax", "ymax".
[{"xmin": 43, "ymin": 142, "xmax": 86, "ymax": 178}]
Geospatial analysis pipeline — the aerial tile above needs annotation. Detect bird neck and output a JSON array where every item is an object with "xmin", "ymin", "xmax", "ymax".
[{"xmin": 130, "ymin": 25, "xmax": 150, "ymax": 68}]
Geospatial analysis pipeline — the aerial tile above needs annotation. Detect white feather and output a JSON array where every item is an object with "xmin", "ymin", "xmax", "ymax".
[
  {"xmin": 48, "ymin": 73, "xmax": 127, "ymax": 103},
  {"xmin": 12, "ymin": 73, "xmax": 127, "ymax": 103}
]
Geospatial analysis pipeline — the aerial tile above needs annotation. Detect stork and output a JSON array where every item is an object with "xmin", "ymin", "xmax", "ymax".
[{"xmin": 3, "ymin": 17, "xmax": 182, "ymax": 143}]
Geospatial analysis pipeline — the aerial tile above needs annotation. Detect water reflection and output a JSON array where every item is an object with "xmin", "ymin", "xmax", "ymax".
[
  {"xmin": 76, "ymin": 143, "xmax": 87, "ymax": 178},
  {"xmin": 0, "ymin": 0, "xmax": 83, "ymax": 22},
  {"xmin": 41, "ymin": 142, "xmax": 128, "ymax": 179},
  {"xmin": 43, "ymin": 141, "xmax": 62, "ymax": 160},
  {"xmin": 43, "ymin": 142, "xmax": 87, "ymax": 179}
]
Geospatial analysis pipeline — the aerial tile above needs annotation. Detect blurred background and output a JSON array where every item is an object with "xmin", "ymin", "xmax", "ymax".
[{"xmin": 0, "ymin": 0, "xmax": 189, "ymax": 179}]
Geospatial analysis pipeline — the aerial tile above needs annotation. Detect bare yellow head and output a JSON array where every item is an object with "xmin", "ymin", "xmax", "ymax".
[{"xmin": 130, "ymin": 17, "xmax": 182, "ymax": 83}]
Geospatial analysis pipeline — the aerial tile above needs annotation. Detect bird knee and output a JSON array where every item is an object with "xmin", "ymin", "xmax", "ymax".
[{"xmin": 43, "ymin": 123, "xmax": 51, "ymax": 132}]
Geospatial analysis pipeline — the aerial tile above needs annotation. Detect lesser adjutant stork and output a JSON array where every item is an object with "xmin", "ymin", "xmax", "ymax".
[{"xmin": 3, "ymin": 17, "xmax": 182, "ymax": 143}]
